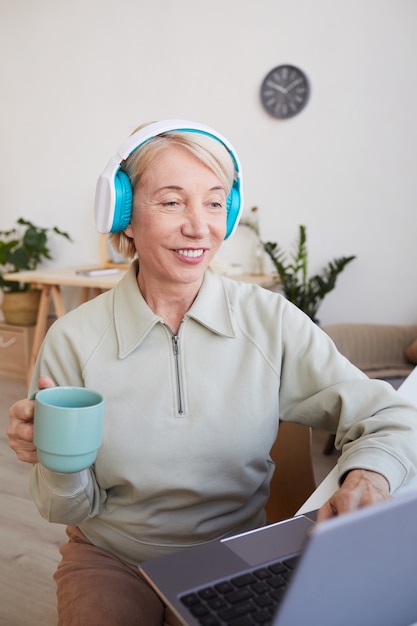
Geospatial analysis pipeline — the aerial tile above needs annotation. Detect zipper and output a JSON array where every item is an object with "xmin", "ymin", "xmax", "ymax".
[{"xmin": 171, "ymin": 331, "xmax": 185, "ymax": 416}]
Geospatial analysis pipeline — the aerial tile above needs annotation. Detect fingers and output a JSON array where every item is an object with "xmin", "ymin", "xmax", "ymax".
[
  {"xmin": 6, "ymin": 376, "xmax": 55, "ymax": 465},
  {"xmin": 316, "ymin": 469, "xmax": 391, "ymax": 522},
  {"xmin": 316, "ymin": 501, "xmax": 337, "ymax": 523},
  {"xmin": 8, "ymin": 433, "xmax": 38, "ymax": 464},
  {"xmin": 316, "ymin": 489, "xmax": 361, "ymax": 522},
  {"xmin": 7, "ymin": 399, "xmax": 38, "ymax": 464},
  {"xmin": 8, "ymin": 397, "xmax": 35, "ymax": 424},
  {"xmin": 38, "ymin": 375, "xmax": 55, "ymax": 390}
]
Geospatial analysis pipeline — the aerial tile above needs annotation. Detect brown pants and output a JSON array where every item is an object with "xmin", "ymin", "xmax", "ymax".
[{"xmin": 54, "ymin": 526, "xmax": 181, "ymax": 626}]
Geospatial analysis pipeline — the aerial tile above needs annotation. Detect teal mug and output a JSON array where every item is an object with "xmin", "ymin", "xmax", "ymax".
[{"xmin": 34, "ymin": 386, "xmax": 104, "ymax": 473}]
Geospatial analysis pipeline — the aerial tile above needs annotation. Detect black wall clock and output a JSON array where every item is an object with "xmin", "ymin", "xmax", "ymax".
[{"xmin": 260, "ymin": 65, "xmax": 310, "ymax": 119}]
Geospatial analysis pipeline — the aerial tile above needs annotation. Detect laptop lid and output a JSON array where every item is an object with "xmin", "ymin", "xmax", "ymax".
[{"xmin": 274, "ymin": 491, "xmax": 417, "ymax": 626}]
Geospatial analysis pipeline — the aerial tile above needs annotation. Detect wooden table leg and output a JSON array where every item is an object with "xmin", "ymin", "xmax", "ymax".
[
  {"xmin": 79, "ymin": 286, "xmax": 102, "ymax": 304},
  {"xmin": 27, "ymin": 286, "xmax": 51, "ymax": 387},
  {"xmin": 26, "ymin": 284, "xmax": 67, "ymax": 387},
  {"xmin": 50, "ymin": 285, "xmax": 66, "ymax": 318},
  {"xmin": 79, "ymin": 286, "xmax": 90, "ymax": 305}
]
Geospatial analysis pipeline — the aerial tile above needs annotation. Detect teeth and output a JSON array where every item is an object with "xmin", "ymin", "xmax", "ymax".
[{"xmin": 177, "ymin": 249, "xmax": 204, "ymax": 258}]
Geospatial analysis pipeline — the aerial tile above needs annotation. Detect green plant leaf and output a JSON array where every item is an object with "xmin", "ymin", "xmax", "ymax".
[
  {"xmin": 263, "ymin": 225, "xmax": 356, "ymax": 320},
  {"xmin": 0, "ymin": 218, "xmax": 72, "ymax": 292}
]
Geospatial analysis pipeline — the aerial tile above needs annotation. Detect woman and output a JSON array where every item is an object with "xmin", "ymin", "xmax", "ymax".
[{"xmin": 7, "ymin": 120, "xmax": 417, "ymax": 625}]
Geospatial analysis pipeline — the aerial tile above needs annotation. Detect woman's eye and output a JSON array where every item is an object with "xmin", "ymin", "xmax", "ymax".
[
  {"xmin": 161, "ymin": 199, "xmax": 181, "ymax": 208},
  {"xmin": 208, "ymin": 201, "xmax": 224, "ymax": 210}
]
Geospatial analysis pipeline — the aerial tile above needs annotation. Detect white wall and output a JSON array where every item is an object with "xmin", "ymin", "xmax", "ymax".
[{"xmin": 1, "ymin": 0, "xmax": 416, "ymax": 325}]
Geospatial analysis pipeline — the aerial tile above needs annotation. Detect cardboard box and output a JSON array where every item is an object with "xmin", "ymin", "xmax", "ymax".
[{"xmin": 0, "ymin": 323, "xmax": 34, "ymax": 379}]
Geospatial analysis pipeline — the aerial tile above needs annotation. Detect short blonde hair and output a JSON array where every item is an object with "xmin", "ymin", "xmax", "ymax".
[{"xmin": 109, "ymin": 128, "xmax": 237, "ymax": 259}]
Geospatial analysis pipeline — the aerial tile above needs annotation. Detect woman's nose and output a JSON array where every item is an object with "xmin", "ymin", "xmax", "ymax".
[{"xmin": 181, "ymin": 206, "xmax": 210, "ymax": 237}]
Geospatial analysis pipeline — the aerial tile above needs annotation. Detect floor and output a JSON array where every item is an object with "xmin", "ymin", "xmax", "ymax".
[
  {"xmin": 0, "ymin": 375, "xmax": 65, "ymax": 626},
  {"xmin": 0, "ymin": 374, "xmax": 338, "ymax": 626}
]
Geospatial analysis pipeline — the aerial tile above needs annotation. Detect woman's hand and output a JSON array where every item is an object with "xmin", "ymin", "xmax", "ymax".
[
  {"xmin": 7, "ymin": 376, "xmax": 55, "ymax": 464},
  {"xmin": 317, "ymin": 469, "xmax": 391, "ymax": 522}
]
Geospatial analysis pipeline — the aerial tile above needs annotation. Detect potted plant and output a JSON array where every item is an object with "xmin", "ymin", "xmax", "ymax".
[
  {"xmin": 263, "ymin": 224, "xmax": 356, "ymax": 322},
  {"xmin": 0, "ymin": 218, "xmax": 72, "ymax": 325}
]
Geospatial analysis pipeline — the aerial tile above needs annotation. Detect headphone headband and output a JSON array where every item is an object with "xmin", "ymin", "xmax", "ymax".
[{"xmin": 94, "ymin": 119, "xmax": 243, "ymax": 238}]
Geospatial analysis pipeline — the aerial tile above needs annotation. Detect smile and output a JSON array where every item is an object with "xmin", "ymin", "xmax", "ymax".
[{"xmin": 176, "ymin": 249, "xmax": 204, "ymax": 258}]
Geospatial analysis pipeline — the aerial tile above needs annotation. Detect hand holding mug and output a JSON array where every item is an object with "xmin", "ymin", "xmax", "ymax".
[{"xmin": 7, "ymin": 376, "xmax": 55, "ymax": 464}]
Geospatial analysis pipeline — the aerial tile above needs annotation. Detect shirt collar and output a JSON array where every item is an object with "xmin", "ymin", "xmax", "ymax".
[
  {"xmin": 114, "ymin": 262, "xmax": 235, "ymax": 358},
  {"xmin": 186, "ymin": 268, "xmax": 235, "ymax": 338}
]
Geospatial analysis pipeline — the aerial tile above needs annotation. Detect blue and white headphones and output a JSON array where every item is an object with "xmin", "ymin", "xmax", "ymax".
[{"xmin": 94, "ymin": 119, "xmax": 243, "ymax": 239}]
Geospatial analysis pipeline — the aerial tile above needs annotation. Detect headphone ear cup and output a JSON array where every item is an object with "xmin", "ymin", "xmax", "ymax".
[
  {"xmin": 111, "ymin": 170, "xmax": 133, "ymax": 232},
  {"xmin": 225, "ymin": 185, "xmax": 241, "ymax": 239}
]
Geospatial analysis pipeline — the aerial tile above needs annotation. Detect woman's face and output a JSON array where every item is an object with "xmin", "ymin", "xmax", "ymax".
[{"xmin": 124, "ymin": 144, "xmax": 228, "ymax": 289}]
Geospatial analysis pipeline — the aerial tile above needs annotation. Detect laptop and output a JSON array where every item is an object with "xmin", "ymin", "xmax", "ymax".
[{"xmin": 139, "ymin": 492, "xmax": 417, "ymax": 626}]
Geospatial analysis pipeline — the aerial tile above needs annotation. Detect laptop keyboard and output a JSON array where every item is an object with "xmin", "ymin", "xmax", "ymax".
[{"xmin": 179, "ymin": 555, "xmax": 299, "ymax": 626}]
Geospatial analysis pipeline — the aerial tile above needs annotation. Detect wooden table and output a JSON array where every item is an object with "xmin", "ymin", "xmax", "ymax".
[
  {"xmin": 3, "ymin": 266, "xmax": 277, "ymax": 386},
  {"xmin": 3, "ymin": 266, "xmax": 126, "ymax": 385}
]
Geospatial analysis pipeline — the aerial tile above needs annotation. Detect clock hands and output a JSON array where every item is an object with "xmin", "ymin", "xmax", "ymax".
[
  {"xmin": 266, "ymin": 77, "xmax": 304, "ymax": 97},
  {"xmin": 265, "ymin": 80, "xmax": 288, "ymax": 95},
  {"xmin": 286, "ymin": 77, "xmax": 303, "ymax": 92}
]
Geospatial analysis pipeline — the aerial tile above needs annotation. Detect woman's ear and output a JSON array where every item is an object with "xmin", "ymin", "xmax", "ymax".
[{"xmin": 124, "ymin": 224, "xmax": 133, "ymax": 238}]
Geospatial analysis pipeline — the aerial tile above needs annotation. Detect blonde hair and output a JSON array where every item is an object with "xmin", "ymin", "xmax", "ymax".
[{"xmin": 109, "ymin": 127, "xmax": 236, "ymax": 259}]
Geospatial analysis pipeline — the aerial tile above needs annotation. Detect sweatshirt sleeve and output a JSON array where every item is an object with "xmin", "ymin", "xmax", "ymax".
[
  {"xmin": 29, "ymin": 464, "xmax": 106, "ymax": 525},
  {"xmin": 27, "ymin": 305, "xmax": 111, "ymax": 524},
  {"xmin": 277, "ymin": 302, "xmax": 417, "ymax": 493}
]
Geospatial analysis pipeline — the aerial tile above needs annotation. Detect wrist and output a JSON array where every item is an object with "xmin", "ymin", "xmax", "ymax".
[{"xmin": 343, "ymin": 468, "xmax": 390, "ymax": 493}]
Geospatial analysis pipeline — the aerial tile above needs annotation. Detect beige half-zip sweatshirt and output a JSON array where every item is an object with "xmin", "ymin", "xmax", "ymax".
[{"xmin": 29, "ymin": 262, "xmax": 417, "ymax": 564}]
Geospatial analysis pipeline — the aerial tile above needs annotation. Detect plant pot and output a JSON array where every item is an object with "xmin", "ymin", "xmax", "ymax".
[{"xmin": 1, "ymin": 290, "xmax": 41, "ymax": 326}]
